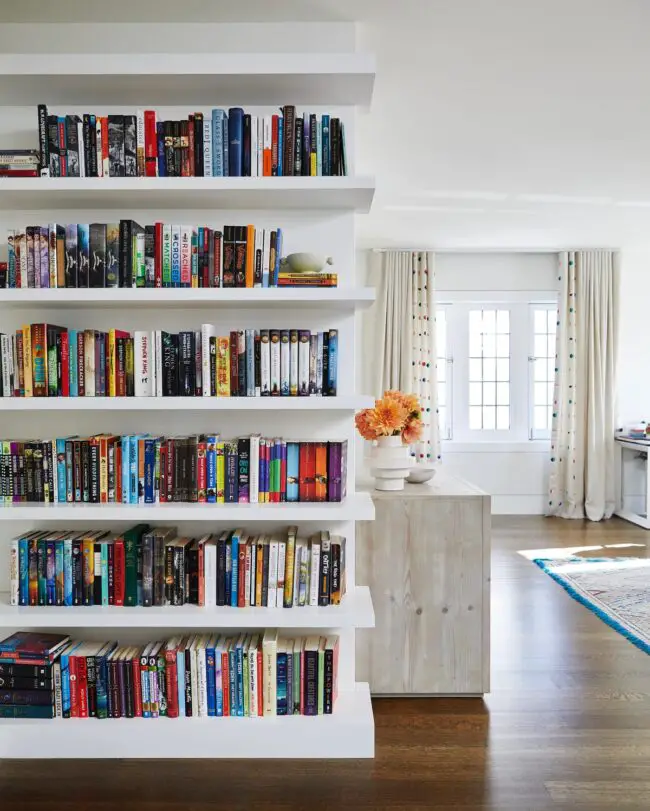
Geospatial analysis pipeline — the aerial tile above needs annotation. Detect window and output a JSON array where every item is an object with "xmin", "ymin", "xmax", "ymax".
[
  {"xmin": 468, "ymin": 309, "xmax": 510, "ymax": 431},
  {"xmin": 435, "ymin": 307, "xmax": 452, "ymax": 439},
  {"xmin": 529, "ymin": 305, "xmax": 557, "ymax": 440},
  {"xmin": 437, "ymin": 295, "xmax": 557, "ymax": 443}
]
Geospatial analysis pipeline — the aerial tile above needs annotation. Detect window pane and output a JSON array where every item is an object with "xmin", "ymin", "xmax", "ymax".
[
  {"xmin": 469, "ymin": 332, "xmax": 482, "ymax": 355},
  {"xmin": 497, "ymin": 382, "xmax": 509, "ymax": 405},
  {"xmin": 547, "ymin": 381, "xmax": 554, "ymax": 403},
  {"xmin": 469, "ymin": 310, "xmax": 483, "ymax": 332},
  {"xmin": 534, "ymin": 405, "xmax": 548, "ymax": 430},
  {"xmin": 483, "ymin": 406, "xmax": 496, "ymax": 430},
  {"xmin": 483, "ymin": 333, "xmax": 496, "ymax": 356},
  {"xmin": 483, "ymin": 382, "xmax": 496, "ymax": 406},
  {"xmin": 469, "ymin": 406, "xmax": 482, "ymax": 430},
  {"xmin": 482, "ymin": 356, "xmax": 496, "ymax": 381},
  {"xmin": 469, "ymin": 358, "xmax": 482, "ymax": 381},
  {"xmin": 469, "ymin": 382, "xmax": 483, "ymax": 406},
  {"xmin": 483, "ymin": 309, "xmax": 496, "ymax": 332},
  {"xmin": 438, "ymin": 386, "xmax": 446, "ymax": 407},
  {"xmin": 534, "ymin": 358, "xmax": 547, "ymax": 381},
  {"xmin": 438, "ymin": 406, "xmax": 447, "ymax": 438},
  {"xmin": 496, "ymin": 309, "xmax": 510, "ymax": 332},
  {"xmin": 496, "ymin": 358, "xmax": 509, "ymax": 381},
  {"xmin": 547, "ymin": 309, "xmax": 556, "ymax": 332},
  {"xmin": 534, "ymin": 309, "xmax": 548, "ymax": 333},
  {"xmin": 436, "ymin": 361, "xmax": 446, "ymax": 383},
  {"xmin": 534, "ymin": 334, "xmax": 547, "ymax": 358},
  {"xmin": 496, "ymin": 405, "xmax": 510, "ymax": 430},
  {"xmin": 534, "ymin": 381, "xmax": 548, "ymax": 405},
  {"xmin": 496, "ymin": 334, "xmax": 509, "ymax": 357},
  {"xmin": 548, "ymin": 333, "xmax": 556, "ymax": 358},
  {"xmin": 547, "ymin": 358, "xmax": 555, "ymax": 380}
]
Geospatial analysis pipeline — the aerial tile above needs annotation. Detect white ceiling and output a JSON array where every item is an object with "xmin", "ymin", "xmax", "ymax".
[{"xmin": 6, "ymin": 0, "xmax": 650, "ymax": 250}]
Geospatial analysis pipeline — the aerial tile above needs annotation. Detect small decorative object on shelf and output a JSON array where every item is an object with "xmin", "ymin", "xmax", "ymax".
[
  {"xmin": 278, "ymin": 254, "xmax": 335, "ymax": 287},
  {"xmin": 0, "ymin": 629, "xmax": 339, "ymax": 718},
  {"xmin": 355, "ymin": 391, "xmax": 423, "ymax": 491}
]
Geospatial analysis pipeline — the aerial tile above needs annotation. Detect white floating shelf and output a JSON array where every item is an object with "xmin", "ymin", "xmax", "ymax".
[
  {"xmin": 0, "ymin": 286, "xmax": 376, "ymax": 310},
  {"xmin": 0, "ymin": 177, "xmax": 375, "ymax": 212},
  {"xmin": 0, "ymin": 493, "xmax": 375, "ymax": 522},
  {"xmin": 0, "ymin": 683, "xmax": 374, "ymax": 759},
  {"xmin": 0, "ymin": 395, "xmax": 372, "ymax": 412},
  {"xmin": 0, "ymin": 587, "xmax": 374, "ymax": 629},
  {"xmin": 0, "ymin": 52, "xmax": 375, "ymax": 107}
]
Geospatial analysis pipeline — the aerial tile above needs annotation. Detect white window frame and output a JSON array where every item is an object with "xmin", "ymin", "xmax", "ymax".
[
  {"xmin": 528, "ymin": 302, "xmax": 558, "ymax": 441},
  {"xmin": 439, "ymin": 291, "xmax": 557, "ymax": 445}
]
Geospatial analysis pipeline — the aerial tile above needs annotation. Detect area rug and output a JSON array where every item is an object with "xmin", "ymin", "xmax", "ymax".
[{"xmin": 533, "ymin": 557, "xmax": 650, "ymax": 655}]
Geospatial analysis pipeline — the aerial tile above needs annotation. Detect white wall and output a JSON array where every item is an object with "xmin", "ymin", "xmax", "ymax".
[
  {"xmin": 357, "ymin": 250, "xmax": 557, "ymax": 514},
  {"xmin": 618, "ymin": 247, "xmax": 650, "ymax": 427}
]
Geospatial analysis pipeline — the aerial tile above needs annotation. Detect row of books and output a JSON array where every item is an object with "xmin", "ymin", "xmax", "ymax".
[
  {"xmin": 0, "ymin": 631, "xmax": 339, "ymax": 718},
  {"xmin": 9, "ymin": 525, "xmax": 345, "ymax": 610},
  {"xmin": 36, "ymin": 105, "xmax": 347, "ymax": 179},
  {"xmin": 0, "ymin": 324, "xmax": 338, "ymax": 399},
  {"xmin": 3, "ymin": 222, "xmax": 333, "ymax": 290},
  {"xmin": 0, "ymin": 435, "xmax": 347, "ymax": 504}
]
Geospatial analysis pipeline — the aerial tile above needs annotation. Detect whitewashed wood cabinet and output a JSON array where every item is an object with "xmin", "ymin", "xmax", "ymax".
[{"xmin": 356, "ymin": 474, "xmax": 490, "ymax": 695}]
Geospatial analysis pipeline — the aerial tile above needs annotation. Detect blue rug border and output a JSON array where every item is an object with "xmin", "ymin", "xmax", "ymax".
[{"xmin": 533, "ymin": 557, "xmax": 650, "ymax": 657}]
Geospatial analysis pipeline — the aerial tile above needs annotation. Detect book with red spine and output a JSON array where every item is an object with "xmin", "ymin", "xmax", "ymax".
[
  {"xmin": 76, "ymin": 654, "xmax": 88, "ymax": 718},
  {"xmin": 69, "ymin": 654, "xmax": 79, "ymax": 717},
  {"xmin": 60, "ymin": 330, "xmax": 70, "ymax": 397},
  {"xmin": 0, "ymin": 169, "xmax": 39, "ymax": 177},
  {"xmin": 164, "ymin": 640, "xmax": 179, "ymax": 718},
  {"xmin": 57, "ymin": 119, "xmax": 67, "ymax": 176},
  {"xmin": 77, "ymin": 331, "xmax": 85, "ymax": 396},
  {"xmin": 212, "ymin": 230, "xmax": 222, "ymax": 288},
  {"xmin": 113, "ymin": 538, "xmax": 125, "ymax": 605},
  {"xmin": 299, "ymin": 442, "xmax": 316, "ymax": 502},
  {"xmin": 237, "ymin": 542, "xmax": 247, "ymax": 607},
  {"xmin": 221, "ymin": 649, "xmax": 230, "ymax": 717},
  {"xmin": 132, "ymin": 652, "xmax": 143, "ymax": 716},
  {"xmin": 144, "ymin": 110, "xmax": 157, "ymax": 177},
  {"xmin": 281, "ymin": 442, "xmax": 288, "ymax": 502},
  {"xmin": 257, "ymin": 647, "xmax": 264, "ymax": 716},
  {"xmin": 154, "ymin": 222, "xmax": 163, "ymax": 287},
  {"xmin": 197, "ymin": 540, "xmax": 205, "ymax": 606},
  {"xmin": 197, "ymin": 439, "xmax": 207, "ymax": 503},
  {"xmin": 271, "ymin": 115, "xmax": 279, "ymax": 176},
  {"xmin": 100, "ymin": 117, "xmax": 109, "ymax": 176}
]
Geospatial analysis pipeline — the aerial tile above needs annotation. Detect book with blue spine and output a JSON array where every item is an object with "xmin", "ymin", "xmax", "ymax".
[
  {"xmin": 54, "ymin": 540, "xmax": 64, "ymax": 605},
  {"xmin": 230, "ymin": 530, "xmax": 240, "ymax": 608},
  {"xmin": 144, "ymin": 437, "xmax": 156, "ymax": 503},
  {"xmin": 45, "ymin": 541, "xmax": 55, "ymax": 606},
  {"xmin": 222, "ymin": 115, "xmax": 229, "ymax": 176},
  {"xmin": 206, "ymin": 637, "xmax": 216, "ymax": 716},
  {"xmin": 68, "ymin": 330, "xmax": 78, "ymax": 396},
  {"xmin": 277, "ymin": 641, "xmax": 288, "ymax": 715},
  {"xmin": 211, "ymin": 109, "xmax": 225, "ymax": 176},
  {"xmin": 64, "ymin": 440, "xmax": 74, "ymax": 502},
  {"xmin": 95, "ymin": 641, "xmax": 117, "ymax": 719},
  {"xmin": 63, "ymin": 536, "xmax": 73, "ymax": 606},
  {"xmin": 121, "ymin": 434, "xmax": 131, "ymax": 504},
  {"xmin": 18, "ymin": 537, "xmax": 29, "ymax": 605},
  {"xmin": 245, "ymin": 329, "xmax": 255, "ymax": 397},
  {"xmin": 129, "ymin": 435, "xmax": 139, "ymax": 505},
  {"xmin": 227, "ymin": 643, "xmax": 236, "ymax": 715},
  {"xmin": 278, "ymin": 116, "xmax": 284, "ymax": 176},
  {"xmin": 206, "ymin": 435, "xmax": 217, "ymax": 503},
  {"xmin": 322, "ymin": 115, "xmax": 330, "ymax": 176},
  {"xmin": 235, "ymin": 635, "xmax": 245, "ymax": 717},
  {"xmin": 327, "ymin": 329, "xmax": 338, "ymax": 395},
  {"xmin": 56, "ymin": 438, "xmax": 67, "ymax": 502},
  {"xmin": 101, "ymin": 542, "xmax": 109, "ymax": 605},
  {"xmin": 171, "ymin": 225, "xmax": 181, "ymax": 287},
  {"xmin": 176, "ymin": 642, "xmax": 186, "ymax": 717},
  {"xmin": 224, "ymin": 542, "xmax": 232, "ymax": 607},
  {"xmin": 272, "ymin": 228, "xmax": 282, "ymax": 287},
  {"xmin": 228, "ymin": 108, "xmax": 244, "ymax": 177},
  {"xmin": 287, "ymin": 442, "xmax": 299, "ymax": 502},
  {"xmin": 156, "ymin": 121, "xmax": 166, "ymax": 177}
]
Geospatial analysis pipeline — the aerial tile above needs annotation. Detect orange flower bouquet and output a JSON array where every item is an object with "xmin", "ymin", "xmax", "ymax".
[{"xmin": 355, "ymin": 390, "xmax": 423, "ymax": 444}]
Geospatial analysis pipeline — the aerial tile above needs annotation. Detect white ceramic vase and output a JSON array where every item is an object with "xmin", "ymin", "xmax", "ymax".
[{"xmin": 369, "ymin": 435, "xmax": 411, "ymax": 491}]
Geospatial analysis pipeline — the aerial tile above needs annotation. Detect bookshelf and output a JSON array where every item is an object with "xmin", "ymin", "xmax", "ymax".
[
  {"xmin": 0, "ymin": 177, "xmax": 375, "ymax": 211},
  {"xmin": 0, "ymin": 47, "xmax": 376, "ymax": 758}
]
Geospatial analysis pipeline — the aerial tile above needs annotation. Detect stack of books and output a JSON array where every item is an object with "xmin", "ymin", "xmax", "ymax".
[
  {"xmin": 0, "ymin": 632, "xmax": 70, "ymax": 718},
  {"xmin": 0, "ymin": 322, "xmax": 338, "ymax": 399},
  {"xmin": 0, "ymin": 150, "xmax": 40, "ymax": 178},
  {"xmin": 0, "ymin": 434, "xmax": 348, "ymax": 505},
  {"xmin": 10, "ymin": 525, "xmax": 346, "ymax": 610},
  {"xmin": 36, "ymin": 104, "xmax": 347, "ymax": 178}
]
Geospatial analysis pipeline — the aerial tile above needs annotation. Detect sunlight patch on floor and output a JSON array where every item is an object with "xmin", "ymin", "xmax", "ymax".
[{"xmin": 517, "ymin": 542, "xmax": 646, "ymax": 561}]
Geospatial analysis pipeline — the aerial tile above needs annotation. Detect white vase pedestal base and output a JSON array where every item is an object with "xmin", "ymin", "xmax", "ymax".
[{"xmin": 369, "ymin": 436, "xmax": 411, "ymax": 492}]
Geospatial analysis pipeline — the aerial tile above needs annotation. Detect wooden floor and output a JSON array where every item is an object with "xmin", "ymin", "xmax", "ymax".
[{"xmin": 2, "ymin": 516, "xmax": 650, "ymax": 810}]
